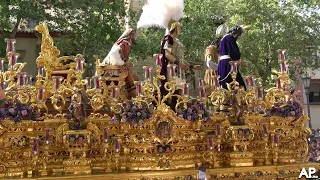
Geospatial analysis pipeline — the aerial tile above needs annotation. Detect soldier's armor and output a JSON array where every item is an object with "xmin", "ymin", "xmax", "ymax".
[
  {"xmin": 171, "ymin": 38, "xmax": 186, "ymax": 90},
  {"xmin": 204, "ymin": 45, "xmax": 219, "ymax": 87}
]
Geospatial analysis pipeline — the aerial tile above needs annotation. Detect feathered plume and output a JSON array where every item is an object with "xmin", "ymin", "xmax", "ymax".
[{"xmin": 137, "ymin": 0, "xmax": 184, "ymax": 30}]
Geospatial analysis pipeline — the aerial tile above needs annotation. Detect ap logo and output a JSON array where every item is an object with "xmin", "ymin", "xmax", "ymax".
[{"xmin": 298, "ymin": 167, "xmax": 318, "ymax": 179}]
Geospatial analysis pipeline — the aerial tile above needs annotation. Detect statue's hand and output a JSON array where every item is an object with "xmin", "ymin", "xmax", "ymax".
[{"xmin": 179, "ymin": 63, "xmax": 188, "ymax": 70}]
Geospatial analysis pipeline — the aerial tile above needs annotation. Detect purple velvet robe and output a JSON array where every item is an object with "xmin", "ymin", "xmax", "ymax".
[{"xmin": 217, "ymin": 34, "xmax": 246, "ymax": 90}]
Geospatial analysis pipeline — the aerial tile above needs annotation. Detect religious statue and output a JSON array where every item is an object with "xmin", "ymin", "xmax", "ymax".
[
  {"xmin": 136, "ymin": 0, "xmax": 186, "ymax": 110},
  {"xmin": 157, "ymin": 121, "xmax": 172, "ymax": 138},
  {"xmin": 204, "ymin": 24, "xmax": 229, "ymax": 89},
  {"xmin": 99, "ymin": 28, "xmax": 139, "ymax": 99},
  {"xmin": 159, "ymin": 21, "xmax": 189, "ymax": 109},
  {"xmin": 217, "ymin": 26, "xmax": 246, "ymax": 90},
  {"xmin": 67, "ymin": 88, "xmax": 89, "ymax": 130}
]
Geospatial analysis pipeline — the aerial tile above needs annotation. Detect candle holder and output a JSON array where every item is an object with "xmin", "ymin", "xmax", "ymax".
[
  {"xmin": 167, "ymin": 64, "xmax": 176, "ymax": 79},
  {"xmin": 12, "ymin": 72, "xmax": 38, "ymax": 105},
  {"xmin": 225, "ymin": 61, "xmax": 239, "ymax": 91},
  {"xmin": 40, "ymin": 143, "xmax": 50, "ymax": 176},
  {"xmin": 33, "ymin": 88, "xmax": 48, "ymax": 114},
  {"xmin": 134, "ymin": 81, "xmax": 143, "ymax": 96},
  {"xmin": 256, "ymin": 86, "xmax": 263, "ymax": 100},
  {"xmin": 5, "ymin": 38, "xmax": 16, "ymax": 54},
  {"xmin": 182, "ymin": 83, "xmax": 189, "ymax": 97},
  {"xmin": 245, "ymin": 76, "xmax": 254, "ymax": 87},
  {"xmin": 86, "ymin": 77, "xmax": 92, "ymax": 89},
  {"xmin": 271, "ymin": 132, "xmax": 279, "ymax": 165},
  {"xmin": 207, "ymin": 136, "xmax": 216, "ymax": 168},
  {"xmin": 34, "ymin": 67, "xmax": 45, "ymax": 89},
  {"xmin": 41, "ymin": 131, "xmax": 50, "ymax": 176},
  {"xmin": 17, "ymin": 72, "xmax": 26, "ymax": 88},
  {"xmin": 230, "ymin": 61, "xmax": 238, "ymax": 74},
  {"xmin": 262, "ymin": 125, "xmax": 271, "ymax": 165},
  {"xmin": 103, "ymin": 140, "xmax": 112, "ymax": 173},
  {"xmin": 143, "ymin": 66, "xmax": 152, "ymax": 80},
  {"xmin": 50, "ymin": 76, "xmax": 66, "ymax": 113},
  {"xmin": 75, "ymin": 54, "xmax": 85, "ymax": 72},
  {"xmin": 208, "ymin": 86, "xmax": 229, "ymax": 113},
  {"xmin": 276, "ymin": 78, "xmax": 282, "ymax": 89},
  {"xmin": 110, "ymin": 86, "xmax": 118, "ymax": 100},
  {"xmin": 214, "ymin": 131, "xmax": 222, "ymax": 168},
  {"xmin": 8, "ymin": 52, "xmax": 19, "ymax": 69},
  {"xmin": 265, "ymin": 61, "xmax": 292, "ymax": 108},
  {"xmin": 212, "ymin": 75, "xmax": 219, "ymax": 90},
  {"xmin": 113, "ymin": 137, "xmax": 121, "ymax": 171},
  {"xmin": 278, "ymin": 50, "xmax": 288, "ymax": 73},
  {"xmin": 86, "ymin": 76, "xmax": 105, "ymax": 112},
  {"xmin": 26, "ymin": 75, "xmax": 33, "ymax": 86},
  {"xmin": 3, "ymin": 62, "xmax": 26, "ymax": 88},
  {"xmin": 199, "ymin": 86, "xmax": 206, "ymax": 100},
  {"xmin": 31, "ymin": 138, "xmax": 39, "ymax": 177}
]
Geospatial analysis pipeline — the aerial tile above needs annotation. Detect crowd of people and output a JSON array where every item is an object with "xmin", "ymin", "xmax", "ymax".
[{"xmin": 308, "ymin": 129, "xmax": 320, "ymax": 162}]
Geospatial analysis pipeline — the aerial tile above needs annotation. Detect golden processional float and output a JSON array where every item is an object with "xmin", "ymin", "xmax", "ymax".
[{"xmin": 0, "ymin": 23, "xmax": 315, "ymax": 180}]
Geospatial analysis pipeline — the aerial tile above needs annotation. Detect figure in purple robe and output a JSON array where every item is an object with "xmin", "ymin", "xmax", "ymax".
[{"xmin": 217, "ymin": 26, "xmax": 246, "ymax": 90}]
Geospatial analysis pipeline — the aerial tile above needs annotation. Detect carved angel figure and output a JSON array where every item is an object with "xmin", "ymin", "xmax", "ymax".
[{"xmin": 68, "ymin": 89, "xmax": 89, "ymax": 130}]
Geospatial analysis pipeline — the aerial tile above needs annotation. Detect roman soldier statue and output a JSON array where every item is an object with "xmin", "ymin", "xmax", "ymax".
[
  {"xmin": 137, "ymin": 0, "xmax": 186, "ymax": 110},
  {"xmin": 159, "ymin": 20, "xmax": 189, "ymax": 109}
]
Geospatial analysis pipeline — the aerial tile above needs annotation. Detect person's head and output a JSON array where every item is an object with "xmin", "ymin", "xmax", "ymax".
[
  {"xmin": 228, "ymin": 26, "xmax": 243, "ymax": 40},
  {"xmin": 169, "ymin": 21, "xmax": 182, "ymax": 38},
  {"xmin": 210, "ymin": 24, "xmax": 228, "ymax": 48},
  {"xmin": 117, "ymin": 28, "xmax": 136, "ymax": 45}
]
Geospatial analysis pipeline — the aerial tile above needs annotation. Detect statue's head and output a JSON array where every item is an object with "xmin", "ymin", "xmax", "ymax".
[
  {"xmin": 169, "ymin": 20, "xmax": 182, "ymax": 37},
  {"xmin": 216, "ymin": 24, "xmax": 229, "ymax": 38},
  {"xmin": 228, "ymin": 26, "xmax": 243, "ymax": 40},
  {"xmin": 117, "ymin": 28, "xmax": 136, "ymax": 45}
]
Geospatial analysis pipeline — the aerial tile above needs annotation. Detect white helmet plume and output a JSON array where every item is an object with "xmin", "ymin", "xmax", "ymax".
[{"xmin": 137, "ymin": 0, "xmax": 184, "ymax": 30}]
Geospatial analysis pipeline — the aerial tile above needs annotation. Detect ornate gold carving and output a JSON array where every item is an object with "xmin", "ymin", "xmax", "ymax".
[{"xmin": 0, "ymin": 22, "xmax": 312, "ymax": 179}]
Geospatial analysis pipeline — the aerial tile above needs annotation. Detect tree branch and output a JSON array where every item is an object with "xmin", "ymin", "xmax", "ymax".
[{"xmin": 11, "ymin": 17, "xmax": 22, "ymax": 39}]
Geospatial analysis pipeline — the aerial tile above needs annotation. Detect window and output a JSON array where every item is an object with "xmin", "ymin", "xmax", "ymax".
[
  {"xmin": 309, "ymin": 92, "xmax": 320, "ymax": 103},
  {"xmin": 309, "ymin": 83, "xmax": 320, "ymax": 104}
]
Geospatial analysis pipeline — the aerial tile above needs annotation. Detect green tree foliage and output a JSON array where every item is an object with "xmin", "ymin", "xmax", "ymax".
[
  {"xmin": 130, "ymin": 0, "xmax": 226, "ymax": 64},
  {"xmin": 131, "ymin": 0, "xmax": 319, "ymax": 88},
  {"xmin": 0, "ymin": 0, "xmax": 127, "ymax": 74},
  {"xmin": 181, "ymin": 0, "xmax": 226, "ymax": 64},
  {"xmin": 226, "ymin": 0, "xmax": 320, "ymax": 87}
]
